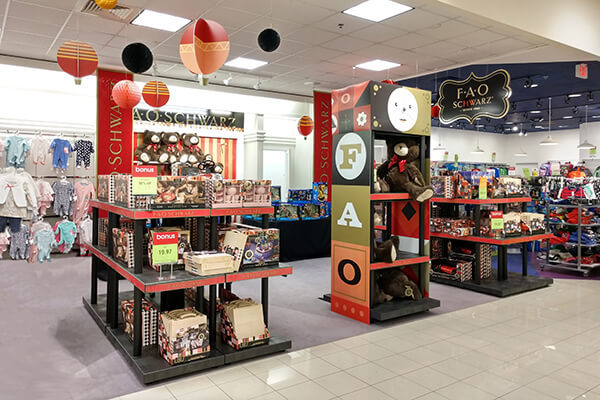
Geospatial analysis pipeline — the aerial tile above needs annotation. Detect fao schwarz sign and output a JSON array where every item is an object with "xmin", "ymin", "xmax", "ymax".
[{"xmin": 438, "ymin": 69, "xmax": 512, "ymax": 124}]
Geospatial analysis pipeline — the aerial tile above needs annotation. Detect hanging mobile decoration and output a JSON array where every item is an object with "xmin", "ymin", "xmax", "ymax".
[
  {"xmin": 94, "ymin": 0, "xmax": 118, "ymax": 9},
  {"xmin": 112, "ymin": 80, "xmax": 141, "ymax": 109},
  {"xmin": 258, "ymin": 28, "xmax": 281, "ymax": 52},
  {"xmin": 297, "ymin": 116, "xmax": 314, "ymax": 139},
  {"xmin": 142, "ymin": 80, "xmax": 170, "ymax": 108},
  {"xmin": 179, "ymin": 19, "xmax": 230, "ymax": 84},
  {"xmin": 122, "ymin": 43, "xmax": 154, "ymax": 74},
  {"xmin": 56, "ymin": 41, "xmax": 98, "ymax": 85}
]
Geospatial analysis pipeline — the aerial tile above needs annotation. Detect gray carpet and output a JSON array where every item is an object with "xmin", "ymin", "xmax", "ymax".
[{"xmin": 0, "ymin": 255, "xmax": 496, "ymax": 400}]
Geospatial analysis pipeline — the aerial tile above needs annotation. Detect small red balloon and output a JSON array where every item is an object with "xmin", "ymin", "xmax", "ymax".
[
  {"xmin": 112, "ymin": 80, "xmax": 141, "ymax": 109},
  {"xmin": 381, "ymin": 79, "xmax": 397, "ymax": 85},
  {"xmin": 298, "ymin": 116, "xmax": 314, "ymax": 137},
  {"xmin": 431, "ymin": 104, "xmax": 440, "ymax": 118}
]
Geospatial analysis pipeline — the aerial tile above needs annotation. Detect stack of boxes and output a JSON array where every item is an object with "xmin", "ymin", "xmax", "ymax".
[{"xmin": 121, "ymin": 299, "xmax": 158, "ymax": 347}]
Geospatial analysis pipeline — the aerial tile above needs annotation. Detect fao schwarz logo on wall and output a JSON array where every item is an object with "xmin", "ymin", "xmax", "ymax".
[
  {"xmin": 438, "ymin": 69, "xmax": 512, "ymax": 124},
  {"xmin": 335, "ymin": 132, "xmax": 366, "ymax": 181}
]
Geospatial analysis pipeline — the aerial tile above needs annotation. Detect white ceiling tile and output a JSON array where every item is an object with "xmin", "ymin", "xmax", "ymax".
[
  {"xmin": 413, "ymin": 40, "xmax": 466, "ymax": 58},
  {"xmin": 241, "ymin": 48, "xmax": 291, "ymax": 63},
  {"xmin": 353, "ymin": 44, "xmax": 407, "ymax": 62},
  {"xmin": 349, "ymin": 24, "xmax": 408, "ymax": 43},
  {"xmin": 286, "ymin": 26, "xmax": 340, "ymax": 45},
  {"xmin": 299, "ymin": 0, "xmax": 362, "ymax": 12},
  {"xmin": 240, "ymin": 17, "xmax": 304, "ymax": 37},
  {"xmin": 5, "ymin": 16, "xmax": 60, "ymax": 38},
  {"xmin": 445, "ymin": 46, "xmax": 495, "ymax": 63},
  {"xmin": 2, "ymin": 30, "xmax": 54, "ymax": 46},
  {"xmin": 421, "ymin": 19, "xmax": 481, "ymax": 40},
  {"xmin": 276, "ymin": 39, "xmax": 311, "ymax": 55},
  {"xmin": 446, "ymin": 29, "xmax": 507, "ymax": 47},
  {"xmin": 271, "ymin": 0, "xmax": 337, "ymax": 25},
  {"xmin": 321, "ymin": 35, "xmax": 373, "ymax": 53},
  {"xmin": 329, "ymin": 52, "xmax": 370, "ymax": 66},
  {"xmin": 381, "ymin": 9, "xmax": 449, "ymax": 31},
  {"xmin": 275, "ymin": 54, "xmax": 320, "ymax": 69},
  {"xmin": 141, "ymin": 0, "xmax": 215, "ymax": 19},
  {"xmin": 383, "ymin": 32, "xmax": 438, "ymax": 50},
  {"xmin": 480, "ymin": 37, "xmax": 534, "ymax": 55},
  {"xmin": 254, "ymin": 63, "xmax": 294, "ymax": 76},
  {"xmin": 202, "ymin": 7, "xmax": 262, "ymax": 31},
  {"xmin": 17, "ymin": 0, "xmax": 78, "ymax": 12},
  {"xmin": 58, "ymin": 29, "xmax": 114, "ymax": 49},
  {"xmin": 229, "ymin": 30, "xmax": 262, "ymax": 48},
  {"xmin": 8, "ymin": 1, "xmax": 69, "ymax": 23},
  {"xmin": 72, "ymin": 13, "xmax": 126, "ymax": 35},
  {"xmin": 419, "ymin": 2, "xmax": 469, "ymax": 19},
  {"xmin": 313, "ymin": 12, "xmax": 373, "ymax": 34},
  {"xmin": 118, "ymin": 24, "xmax": 173, "ymax": 44},
  {"xmin": 306, "ymin": 46, "xmax": 345, "ymax": 61}
]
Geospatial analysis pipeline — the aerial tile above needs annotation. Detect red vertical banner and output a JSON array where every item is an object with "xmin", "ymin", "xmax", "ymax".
[
  {"xmin": 313, "ymin": 91, "xmax": 332, "ymax": 201},
  {"xmin": 97, "ymin": 69, "xmax": 134, "ymax": 175}
]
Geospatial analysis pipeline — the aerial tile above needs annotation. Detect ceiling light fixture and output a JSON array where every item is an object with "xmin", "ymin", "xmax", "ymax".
[
  {"xmin": 540, "ymin": 97, "xmax": 558, "ymax": 146},
  {"xmin": 472, "ymin": 126, "xmax": 485, "ymax": 153},
  {"xmin": 578, "ymin": 105, "xmax": 596, "ymax": 150},
  {"xmin": 536, "ymin": 99, "xmax": 543, "ymax": 108},
  {"xmin": 568, "ymin": 93, "xmax": 582, "ymax": 98},
  {"xmin": 355, "ymin": 59, "xmax": 401, "ymax": 71},
  {"xmin": 563, "ymin": 115, "xmax": 573, "ymax": 119},
  {"xmin": 223, "ymin": 74, "xmax": 232, "ymax": 86},
  {"xmin": 588, "ymin": 92, "xmax": 594, "ymax": 101},
  {"xmin": 253, "ymin": 80, "xmax": 262, "ymax": 90},
  {"xmin": 343, "ymin": 0, "xmax": 413, "ymax": 22},
  {"xmin": 131, "ymin": 10, "xmax": 191, "ymax": 32},
  {"xmin": 512, "ymin": 126, "xmax": 519, "ymax": 132},
  {"xmin": 225, "ymin": 57, "xmax": 268, "ymax": 70},
  {"xmin": 530, "ymin": 83, "xmax": 539, "ymax": 88},
  {"xmin": 530, "ymin": 110, "xmax": 541, "ymax": 114},
  {"xmin": 514, "ymin": 150, "xmax": 528, "ymax": 156}
]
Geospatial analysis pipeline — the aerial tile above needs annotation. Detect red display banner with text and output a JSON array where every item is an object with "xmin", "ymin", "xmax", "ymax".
[
  {"xmin": 97, "ymin": 69, "xmax": 134, "ymax": 175},
  {"xmin": 313, "ymin": 91, "xmax": 332, "ymax": 201}
]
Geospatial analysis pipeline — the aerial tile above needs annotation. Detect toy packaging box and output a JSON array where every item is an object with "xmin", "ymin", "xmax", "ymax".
[
  {"xmin": 112, "ymin": 175, "xmax": 154, "ymax": 209},
  {"xmin": 431, "ymin": 258, "xmax": 473, "ymax": 282},
  {"xmin": 184, "ymin": 251, "xmax": 235, "ymax": 276},
  {"xmin": 221, "ymin": 230, "xmax": 247, "ymax": 271},
  {"xmin": 240, "ymin": 228, "xmax": 279, "ymax": 268},
  {"xmin": 158, "ymin": 309, "xmax": 210, "ymax": 365},
  {"xmin": 300, "ymin": 203, "xmax": 321, "ymax": 220},
  {"xmin": 211, "ymin": 179, "xmax": 243, "ymax": 208},
  {"xmin": 288, "ymin": 189, "xmax": 312, "ymax": 202},
  {"xmin": 499, "ymin": 177, "xmax": 523, "ymax": 197},
  {"xmin": 121, "ymin": 299, "xmax": 158, "ymax": 347},
  {"xmin": 97, "ymin": 175, "xmax": 114, "ymax": 203},
  {"xmin": 504, "ymin": 212, "xmax": 522, "ymax": 237},
  {"xmin": 276, "ymin": 203, "xmax": 299, "ymax": 220},
  {"xmin": 270, "ymin": 186, "xmax": 281, "ymax": 203},
  {"xmin": 219, "ymin": 297, "xmax": 270, "ymax": 350},
  {"xmin": 431, "ymin": 176, "xmax": 454, "ymax": 198},
  {"xmin": 112, "ymin": 228, "xmax": 134, "ymax": 268},
  {"xmin": 147, "ymin": 228, "xmax": 192, "ymax": 270},
  {"xmin": 521, "ymin": 212, "xmax": 545, "ymax": 234},
  {"xmin": 448, "ymin": 241, "xmax": 492, "ymax": 279},
  {"xmin": 319, "ymin": 202, "xmax": 331, "ymax": 218},
  {"xmin": 153, "ymin": 176, "xmax": 209, "ymax": 209},
  {"xmin": 312, "ymin": 182, "xmax": 328, "ymax": 202},
  {"xmin": 243, "ymin": 180, "xmax": 272, "ymax": 207}
]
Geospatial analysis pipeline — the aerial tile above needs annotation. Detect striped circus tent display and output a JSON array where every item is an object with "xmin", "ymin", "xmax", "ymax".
[
  {"xmin": 56, "ymin": 41, "xmax": 98, "ymax": 85},
  {"xmin": 142, "ymin": 80, "xmax": 170, "ymax": 108}
]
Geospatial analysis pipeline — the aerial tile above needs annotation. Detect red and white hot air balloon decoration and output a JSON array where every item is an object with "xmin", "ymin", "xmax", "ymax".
[
  {"xmin": 143, "ymin": 80, "xmax": 170, "ymax": 108},
  {"xmin": 180, "ymin": 19, "xmax": 230, "ymax": 83},
  {"xmin": 297, "ymin": 116, "xmax": 314, "ymax": 140},
  {"xmin": 112, "ymin": 80, "xmax": 141, "ymax": 109},
  {"xmin": 56, "ymin": 41, "xmax": 98, "ymax": 85}
]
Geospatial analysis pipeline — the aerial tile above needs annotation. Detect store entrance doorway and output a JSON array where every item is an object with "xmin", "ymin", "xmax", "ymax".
[{"xmin": 263, "ymin": 149, "xmax": 289, "ymax": 201}]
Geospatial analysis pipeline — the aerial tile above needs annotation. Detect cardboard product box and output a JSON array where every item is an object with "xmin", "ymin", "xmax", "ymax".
[
  {"xmin": 276, "ymin": 203, "xmax": 299, "ymax": 221},
  {"xmin": 270, "ymin": 186, "xmax": 281, "ymax": 203},
  {"xmin": 319, "ymin": 202, "xmax": 331, "ymax": 218},
  {"xmin": 431, "ymin": 258, "xmax": 473, "ymax": 282},
  {"xmin": 243, "ymin": 180, "xmax": 272, "ymax": 207},
  {"xmin": 221, "ymin": 230, "xmax": 247, "ymax": 271},
  {"xmin": 210, "ymin": 179, "xmax": 243, "ymax": 208},
  {"xmin": 488, "ymin": 178, "xmax": 507, "ymax": 198},
  {"xmin": 184, "ymin": 251, "xmax": 234, "ymax": 275},
  {"xmin": 430, "ymin": 238, "xmax": 445, "ymax": 259},
  {"xmin": 448, "ymin": 242, "xmax": 492, "ymax": 280},
  {"xmin": 240, "ymin": 228, "xmax": 279, "ymax": 268},
  {"xmin": 219, "ymin": 299, "xmax": 270, "ymax": 350},
  {"xmin": 300, "ymin": 203, "xmax": 321, "ymax": 220},
  {"xmin": 431, "ymin": 176, "xmax": 455, "ymax": 198},
  {"xmin": 288, "ymin": 189, "xmax": 312, "ymax": 202},
  {"xmin": 153, "ymin": 176, "xmax": 209, "ymax": 209},
  {"xmin": 158, "ymin": 309, "xmax": 210, "ymax": 365},
  {"xmin": 121, "ymin": 299, "xmax": 158, "ymax": 347},
  {"xmin": 112, "ymin": 228, "xmax": 134, "ymax": 268},
  {"xmin": 521, "ymin": 212, "xmax": 545, "ymax": 234},
  {"xmin": 499, "ymin": 177, "xmax": 522, "ymax": 197},
  {"xmin": 312, "ymin": 182, "xmax": 328, "ymax": 202},
  {"xmin": 455, "ymin": 174, "xmax": 473, "ymax": 199},
  {"xmin": 99, "ymin": 218, "xmax": 108, "ymax": 247},
  {"xmin": 442, "ymin": 219, "xmax": 474, "ymax": 235},
  {"xmin": 147, "ymin": 228, "xmax": 192, "ymax": 271},
  {"xmin": 504, "ymin": 212, "xmax": 522, "ymax": 237},
  {"xmin": 112, "ymin": 174, "xmax": 153, "ymax": 209},
  {"xmin": 97, "ymin": 175, "xmax": 114, "ymax": 202}
]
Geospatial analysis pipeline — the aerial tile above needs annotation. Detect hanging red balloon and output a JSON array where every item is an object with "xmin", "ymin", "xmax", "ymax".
[
  {"xmin": 298, "ymin": 116, "xmax": 314, "ymax": 139},
  {"xmin": 431, "ymin": 104, "xmax": 440, "ymax": 118},
  {"xmin": 95, "ymin": 0, "xmax": 117, "ymax": 9},
  {"xmin": 142, "ymin": 80, "xmax": 170, "ymax": 108},
  {"xmin": 56, "ymin": 41, "xmax": 98, "ymax": 85},
  {"xmin": 112, "ymin": 80, "xmax": 141, "ymax": 109},
  {"xmin": 179, "ymin": 19, "xmax": 230, "ymax": 76}
]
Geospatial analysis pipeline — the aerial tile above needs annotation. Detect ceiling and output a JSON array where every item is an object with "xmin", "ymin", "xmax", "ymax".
[
  {"xmin": 0, "ymin": 0, "xmax": 592, "ymax": 97},
  {"xmin": 398, "ymin": 61, "xmax": 600, "ymax": 134}
]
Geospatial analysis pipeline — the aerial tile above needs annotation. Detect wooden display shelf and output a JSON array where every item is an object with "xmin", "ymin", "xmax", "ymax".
[
  {"xmin": 431, "ymin": 197, "xmax": 532, "ymax": 204},
  {"xmin": 90, "ymin": 200, "xmax": 273, "ymax": 219},
  {"xmin": 430, "ymin": 272, "xmax": 553, "ymax": 297},
  {"xmin": 370, "ymin": 193, "xmax": 411, "ymax": 201},
  {"xmin": 430, "ymin": 232, "xmax": 553, "ymax": 245},
  {"xmin": 370, "ymin": 298, "xmax": 440, "ymax": 321},
  {"xmin": 371, "ymin": 252, "xmax": 429, "ymax": 270}
]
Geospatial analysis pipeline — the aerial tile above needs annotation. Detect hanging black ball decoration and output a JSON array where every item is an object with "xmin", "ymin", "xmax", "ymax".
[
  {"xmin": 258, "ymin": 28, "xmax": 281, "ymax": 52},
  {"xmin": 121, "ymin": 42, "xmax": 153, "ymax": 74}
]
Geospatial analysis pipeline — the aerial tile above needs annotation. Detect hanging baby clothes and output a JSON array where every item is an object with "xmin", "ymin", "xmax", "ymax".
[
  {"xmin": 5, "ymin": 136, "xmax": 31, "ymax": 168},
  {"xmin": 77, "ymin": 216, "xmax": 93, "ymax": 256},
  {"xmin": 0, "ymin": 138, "xmax": 4, "ymax": 153},
  {"xmin": 54, "ymin": 220, "xmax": 77, "ymax": 253},
  {"xmin": 30, "ymin": 136, "xmax": 50, "ymax": 165},
  {"xmin": 28, "ymin": 220, "xmax": 52, "ymax": 264},
  {"xmin": 0, "ymin": 231, "xmax": 9, "ymax": 259},
  {"xmin": 49, "ymin": 138, "xmax": 73, "ymax": 170},
  {"xmin": 36, "ymin": 179, "xmax": 54, "ymax": 216},
  {"xmin": 74, "ymin": 140, "xmax": 94, "ymax": 169},
  {"xmin": 72, "ymin": 180, "xmax": 95, "ymax": 224},
  {"xmin": 0, "ymin": 168, "xmax": 38, "ymax": 228},
  {"xmin": 34, "ymin": 229, "xmax": 56, "ymax": 263},
  {"xmin": 52, "ymin": 180, "xmax": 75, "ymax": 217},
  {"xmin": 9, "ymin": 224, "xmax": 29, "ymax": 260}
]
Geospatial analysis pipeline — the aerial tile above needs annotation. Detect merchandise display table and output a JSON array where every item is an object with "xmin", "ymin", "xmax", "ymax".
[
  {"xmin": 84, "ymin": 201, "xmax": 292, "ymax": 384},
  {"xmin": 242, "ymin": 217, "xmax": 331, "ymax": 261},
  {"xmin": 430, "ymin": 197, "xmax": 554, "ymax": 297}
]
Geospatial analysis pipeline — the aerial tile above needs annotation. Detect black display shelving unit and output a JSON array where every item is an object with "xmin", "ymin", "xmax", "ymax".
[{"xmin": 84, "ymin": 200, "xmax": 292, "ymax": 384}]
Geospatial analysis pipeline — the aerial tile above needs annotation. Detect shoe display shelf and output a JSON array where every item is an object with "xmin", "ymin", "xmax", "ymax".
[
  {"xmin": 83, "ymin": 200, "xmax": 292, "ymax": 384},
  {"xmin": 430, "ymin": 197, "xmax": 553, "ymax": 297}
]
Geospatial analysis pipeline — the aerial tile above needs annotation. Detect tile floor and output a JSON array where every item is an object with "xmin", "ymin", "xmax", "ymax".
[{"xmin": 112, "ymin": 279, "xmax": 600, "ymax": 400}]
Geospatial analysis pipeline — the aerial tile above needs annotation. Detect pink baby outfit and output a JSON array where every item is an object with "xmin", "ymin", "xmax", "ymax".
[
  {"xmin": 36, "ymin": 179, "xmax": 54, "ymax": 216},
  {"xmin": 72, "ymin": 180, "xmax": 95, "ymax": 224},
  {"xmin": 30, "ymin": 136, "xmax": 50, "ymax": 165}
]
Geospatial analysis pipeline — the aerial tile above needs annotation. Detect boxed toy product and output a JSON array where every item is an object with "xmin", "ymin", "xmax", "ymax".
[
  {"xmin": 97, "ymin": 175, "xmax": 113, "ymax": 202},
  {"xmin": 210, "ymin": 179, "xmax": 243, "ymax": 208},
  {"xmin": 431, "ymin": 258, "xmax": 473, "ymax": 282},
  {"xmin": 243, "ymin": 180, "xmax": 272, "ymax": 207},
  {"xmin": 158, "ymin": 309, "xmax": 210, "ymax": 365},
  {"xmin": 147, "ymin": 228, "xmax": 192, "ymax": 270},
  {"xmin": 112, "ymin": 228, "xmax": 134, "ymax": 268},
  {"xmin": 154, "ymin": 176, "xmax": 208, "ymax": 209},
  {"xmin": 300, "ymin": 203, "xmax": 321, "ymax": 220},
  {"xmin": 312, "ymin": 182, "xmax": 328, "ymax": 202},
  {"xmin": 319, "ymin": 202, "xmax": 331, "ymax": 218},
  {"xmin": 503, "ymin": 212, "xmax": 522, "ymax": 237},
  {"xmin": 431, "ymin": 176, "xmax": 454, "ymax": 198},
  {"xmin": 288, "ymin": 189, "xmax": 312, "ymax": 202},
  {"xmin": 184, "ymin": 251, "xmax": 234, "ymax": 275},
  {"xmin": 240, "ymin": 227, "xmax": 279, "ymax": 268},
  {"xmin": 270, "ymin": 186, "xmax": 281, "ymax": 203},
  {"xmin": 276, "ymin": 203, "xmax": 299, "ymax": 220},
  {"xmin": 521, "ymin": 212, "xmax": 545, "ymax": 234},
  {"xmin": 448, "ymin": 241, "xmax": 492, "ymax": 279},
  {"xmin": 498, "ymin": 177, "xmax": 522, "ymax": 197},
  {"xmin": 455, "ymin": 173, "xmax": 473, "ymax": 199},
  {"xmin": 112, "ymin": 174, "xmax": 154, "ymax": 209},
  {"xmin": 121, "ymin": 299, "xmax": 158, "ymax": 347},
  {"xmin": 219, "ymin": 291, "xmax": 269, "ymax": 350}
]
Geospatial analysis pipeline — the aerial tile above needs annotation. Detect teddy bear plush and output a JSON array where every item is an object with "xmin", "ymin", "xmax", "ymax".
[
  {"xmin": 134, "ymin": 130, "xmax": 161, "ymax": 163},
  {"xmin": 379, "ymin": 268, "xmax": 423, "ymax": 300},
  {"xmin": 160, "ymin": 132, "xmax": 181, "ymax": 164},
  {"xmin": 180, "ymin": 133, "xmax": 203, "ymax": 165},
  {"xmin": 375, "ymin": 138, "xmax": 434, "ymax": 202},
  {"xmin": 374, "ymin": 236, "xmax": 399, "ymax": 263}
]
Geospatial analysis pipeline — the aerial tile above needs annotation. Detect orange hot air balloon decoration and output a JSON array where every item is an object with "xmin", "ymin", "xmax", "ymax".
[
  {"xmin": 56, "ymin": 41, "xmax": 98, "ymax": 85},
  {"xmin": 180, "ymin": 19, "xmax": 230, "ymax": 79},
  {"xmin": 112, "ymin": 80, "xmax": 141, "ymax": 109},
  {"xmin": 143, "ymin": 80, "xmax": 170, "ymax": 108},
  {"xmin": 298, "ymin": 116, "xmax": 314, "ymax": 140},
  {"xmin": 94, "ymin": 0, "xmax": 118, "ymax": 9}
]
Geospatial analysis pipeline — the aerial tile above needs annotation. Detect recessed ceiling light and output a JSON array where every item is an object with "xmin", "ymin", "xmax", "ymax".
[
  {"xmin": 512, "ymin": 126, "xmax": 519, "ymax": 131},
  {"xmin": 530, "ymin": 83, "xmax": 539, "ymax": 88},
  {"xmin": 506, "ymin": 121, "xmax": 514, "ymax": 124},
  {"xmin": 535, "ymin": 125, "xmax": 544, "ymax": 129},
  {"xmin": 343, "ymin": 0, "xmax": 413, "ymax": 22},
  {"xmin": 355, "ymin": 59, "xmax": 401, "ymax": 71},
  {"xmin": 530, "ymin": 110, "xmax": 541, "ymax": 114},
  {"xmin": 131, "ymin": 10, "xmax": 190, "ymax": 32},
  {"xmin": 225, "ymin": 57, "xmax": 268, "ymax": 70},
  {"xmin": 558, "ymin": 125, "xmax": 568, "ymax": 128},
  {"xmin": 568, "ymin": 93, "xmax": 582, "ymax": 98},
  {"xmin": 593, "ymin": 115, "xmax": 600, "ymax": 119},
  {"xmin": 563, "ymin": 115, "xmax": 574, "ymax": 119}
]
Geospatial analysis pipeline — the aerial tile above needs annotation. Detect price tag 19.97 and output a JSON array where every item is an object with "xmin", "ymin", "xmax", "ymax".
[{"xmin": 152, "ymin": 231, "xmax": 179, "ymax": 266}]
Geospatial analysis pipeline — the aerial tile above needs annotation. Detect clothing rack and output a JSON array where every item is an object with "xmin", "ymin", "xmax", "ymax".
[{"xmin": 0, "ymin": 129, "xmax": 94, "ymax": 138}]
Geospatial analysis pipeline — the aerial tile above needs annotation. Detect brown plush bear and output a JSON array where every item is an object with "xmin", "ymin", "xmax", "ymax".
[
  {"xmin": 161, "ymin": 132, "xmax": 180, "ymax": 164},
  {"xmin": 180, "ymin": 133, "xmax": 203, "ymax": 165},
  {"xmin": 374, "ymin": 236, "xmax": 399, "ymax": 263},
  {"xmin": 375, "ymin": 138, "xmax": 433, "ymax": 202},
  {"xmin": 379, "ymin": 268, "xmax": 423, "ymax": 300},
  {"xmin": 134, "ymin": 130, "xmax": 161, "ymax": 163}
]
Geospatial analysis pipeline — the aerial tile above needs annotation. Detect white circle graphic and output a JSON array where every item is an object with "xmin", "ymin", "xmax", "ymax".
[
  {"xmin": 335, "ymin": 132, "xmax": 366, "ymax": 181},
  {"xmin": 332, "ymin": 114, "xmax": 338, "ymax": 134},
  {"xmin": 387, "ymin": 87, "xmax": 419, "ymax": 132}
]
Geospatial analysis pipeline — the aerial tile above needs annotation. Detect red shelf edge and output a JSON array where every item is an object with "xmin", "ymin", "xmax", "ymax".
[
  {"xmin": 370, "ymin": 193, "xmax": 412, "ymax": 201},
  {"xmin": 226, "ymin": 266, "xmax": 293, "ymax": 283},
  {"xmin": 371, "ymin": 256, "xmax": 430, "ymax": 270},
  {"xmin": 429, "ymin": 232, "xmax": 553, "ymax": 245},
  {"xmin": 82, "ymin": 243, "xmax": 146, "ymax": 292},
  {"xmin": 374, "ymin": 225, "xmax": 387, "ymax": 230},
  {"xmin": 431, "ymin": 197, "xmax": 532, "ymax": 204}
]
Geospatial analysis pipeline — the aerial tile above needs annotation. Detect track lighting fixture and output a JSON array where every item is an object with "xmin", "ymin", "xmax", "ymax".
[
  {"xmin": 523, "ymin": 78, "xmax": 532, "ymax": 88},
  {"xmin": 536, "ymin": 98, "xmax": 543, "ymax": 108},
  {"xmin": 565, "ymin": 96, "xmax": 571, "ymax": 104},
  {"xmin": 253, "ymin": 80, "xmax": 262, "ymax": 90},
  {"xmin": 511, "ymin": 102, "xmax": 517, "ymax": 111},
  {"xmin": 573, "ymin": 106, "xmax": 579, "ymax": 115},
  {"xmin": 588, "ymin": 92, "xmax": 594, "ymax": 102},
  {"xmin": 223, "ymin": 74, "xmax": 232, "ymax": 86}
]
